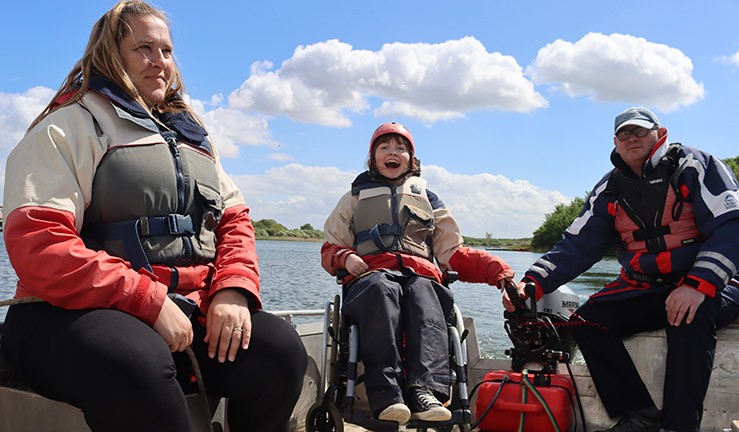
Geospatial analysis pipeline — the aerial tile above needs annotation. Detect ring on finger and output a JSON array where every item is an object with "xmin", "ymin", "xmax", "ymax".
[{"xmin": 233, "ymin": 327, "xmax": 243, "ymax": 333}]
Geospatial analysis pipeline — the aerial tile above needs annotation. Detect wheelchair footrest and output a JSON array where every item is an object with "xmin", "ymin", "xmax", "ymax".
[{"xmin": 344, "ymin": 407, "xmax": 400, "ymax": 432}]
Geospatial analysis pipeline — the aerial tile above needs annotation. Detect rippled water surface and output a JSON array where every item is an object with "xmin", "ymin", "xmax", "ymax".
[{"xmin": 0, "ymin": 238, "xmax": 621, "ymax": 358}]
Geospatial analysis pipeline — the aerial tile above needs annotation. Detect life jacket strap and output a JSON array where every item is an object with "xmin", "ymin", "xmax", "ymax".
[
  {"xmin": 355, "ymin": 223, "xmax": 403, "ymax": 253},
  {"xmin": 82, "ymin": 214, "xmax": 194, "ymax": 272},
  {"xmin": 632, "ymin": 224, "xmax": 671, "ymax": 242}
]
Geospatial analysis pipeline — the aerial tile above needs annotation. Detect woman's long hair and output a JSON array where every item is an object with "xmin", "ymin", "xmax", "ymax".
[{"xmin": 28, "ymin": 0, "xmax": 197, "ymax": 132}]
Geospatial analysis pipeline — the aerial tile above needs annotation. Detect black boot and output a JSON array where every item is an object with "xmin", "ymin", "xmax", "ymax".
[{"xmin": 595, "ymin": 412, "xmax": 660, "ymax": 432}]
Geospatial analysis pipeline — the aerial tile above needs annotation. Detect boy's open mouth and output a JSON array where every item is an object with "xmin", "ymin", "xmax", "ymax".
[{"xmin": 385, "ymin": 160, "xmax": 400, "ymax": 168}]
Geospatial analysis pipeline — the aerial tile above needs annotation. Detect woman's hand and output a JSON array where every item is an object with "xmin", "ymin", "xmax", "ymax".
[
  {"xmin": 204, "ymin": 288, "xmax": 252, "ymax": 363},
  {"xmin": 345, "ymin": 253, "xmax": 369, "ymax": 277},
  {"xmin": 153, "ymin": 296, "xmax": 194, "ymax": 352}
]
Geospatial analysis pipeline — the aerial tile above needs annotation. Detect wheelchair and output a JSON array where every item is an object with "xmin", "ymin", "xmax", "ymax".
[{"xmin": 306, "ymin": 270, "xmax": 473, "ymax": 432}]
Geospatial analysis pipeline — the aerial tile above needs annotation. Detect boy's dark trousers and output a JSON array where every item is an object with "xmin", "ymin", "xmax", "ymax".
[{"xmin": 342, "ymin": 270, "xmax": 454, "ymax": 414}]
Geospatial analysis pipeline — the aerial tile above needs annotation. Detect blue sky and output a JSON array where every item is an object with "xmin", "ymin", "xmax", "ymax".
[{"xmin": 2, "ymin": 0, "xmax": 738, "ymax": 238}]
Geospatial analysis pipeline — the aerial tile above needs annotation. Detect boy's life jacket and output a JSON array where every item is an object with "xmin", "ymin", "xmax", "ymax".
[
  {"xmin": 607, "ymin": 142, "xmax": 702, "ymax": 256},
  {"xmin": 350, "ymin": 173, "xmax": 435, "ymax": 262}
]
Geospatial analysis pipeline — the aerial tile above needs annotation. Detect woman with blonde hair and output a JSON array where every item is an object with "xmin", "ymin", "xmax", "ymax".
[{"xmin": 1, "ymin": 2, "xmax": 306, "ymax": 431}]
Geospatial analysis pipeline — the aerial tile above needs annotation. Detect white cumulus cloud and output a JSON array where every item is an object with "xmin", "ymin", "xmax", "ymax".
[
  {"xmin": 188, "ymin": 98, "xmax": 278, "ymax": 159},
  {"xmin": 0, "ymin": 86, "xmax": 55, "ymax": 154},
  {"xmin": 229, "ymin": 164, "xmax": 569, "ymax": 238},
  {"xmin": 267, "ymin": 153, "xmax": 295, "ymax": 162},
  {"xmin": 422, "ymin": 166, "xmax": 569, "ymax": 238},
  {"xmin": 228, "ymin": 37, "xmax": 547, "ymax": 126},
  {"xmin": 528, "ymin": 33, "xmax": 704, "ymax": 112},
  {"xmin": 231, "ymin": 164, "xmax": 356, "ymax": 230},
  {"xmin": 717, "ymin": 51, "xmax": 739, "ymax": 67}
]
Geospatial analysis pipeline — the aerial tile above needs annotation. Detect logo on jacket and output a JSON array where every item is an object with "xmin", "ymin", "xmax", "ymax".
[
  {"xmin": 725, "ymin": 194, "xmax": 739, "ymax": 210},
  {"xmin": 648, "ymin": 178, "xmax": 665, "ymax": 185},
  {"xmin": 410, "ymin": 184, "xmax": 422, "ymax": 194}
]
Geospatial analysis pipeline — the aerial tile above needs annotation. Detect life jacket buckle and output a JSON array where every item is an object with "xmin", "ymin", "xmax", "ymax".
[{"xmin": 167, "ymin": 214, "xmax": 194, "ymax": 235}]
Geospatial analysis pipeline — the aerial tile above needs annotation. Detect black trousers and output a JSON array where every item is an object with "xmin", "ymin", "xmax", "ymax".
[
  {"xmin": 569, "ymin": 292, "xmax": 722, "ymax": 432},
  {"xmin": 1, "ymin": 302, "xmax": 307, "ymax": 432},
  {"xmin": 341, "ymin": 271, "xmax": 454, "ymax": 414}
]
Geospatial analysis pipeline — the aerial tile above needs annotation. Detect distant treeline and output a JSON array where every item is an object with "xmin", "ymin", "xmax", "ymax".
[{"xmin": 253, "ymin": 219, "xmax": 323, "ymax": 240}]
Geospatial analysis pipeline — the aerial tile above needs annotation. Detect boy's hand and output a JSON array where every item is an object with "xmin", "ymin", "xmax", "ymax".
[{"xmin": 345, "ymin": 253, "xmax": 369, "ymax": 276}]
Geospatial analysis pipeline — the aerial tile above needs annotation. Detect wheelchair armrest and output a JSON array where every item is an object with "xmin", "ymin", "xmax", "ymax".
[
  {"xmin": 335, "ymin": 269, "xmax": 349, "ymax": 285},
  {"xmin": 443, "ymin": 270, "xmax": 459, "ymax": 286}
]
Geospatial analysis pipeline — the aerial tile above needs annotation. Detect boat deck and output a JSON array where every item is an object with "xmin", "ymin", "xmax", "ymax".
[{"xmin": 1, "ymin": 316, "xmax": 738, "ymax": 431}]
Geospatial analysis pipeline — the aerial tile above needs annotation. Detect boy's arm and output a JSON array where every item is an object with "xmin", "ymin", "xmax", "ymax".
[
  {"xmin": 321, "ymin": 191, "xmax": 359, "ymax": 275},
  {"xmin": 431, "ymin": 205, "xmax": 514, "ymax": 286}
]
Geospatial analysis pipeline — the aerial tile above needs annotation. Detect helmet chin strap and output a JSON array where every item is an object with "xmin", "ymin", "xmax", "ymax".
[{"xmin": 369, "ymin": 168, "xmax": 413, "ymax": 183}]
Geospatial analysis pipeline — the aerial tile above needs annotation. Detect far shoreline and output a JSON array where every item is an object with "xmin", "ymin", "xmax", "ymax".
[{"xmin": 255, "ymin": 236, "xmax": 534, "ymax": 250}]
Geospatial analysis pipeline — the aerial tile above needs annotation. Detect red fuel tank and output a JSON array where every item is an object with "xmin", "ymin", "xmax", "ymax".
[{"xmin": 475, "ymin": 370, "xmax": 574, "ymax": 432}]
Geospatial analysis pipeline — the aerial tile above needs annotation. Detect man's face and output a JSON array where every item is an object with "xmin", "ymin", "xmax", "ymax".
[{"xmin": 613, "ymin": 126, "xmax": 663, "ymax": 175}]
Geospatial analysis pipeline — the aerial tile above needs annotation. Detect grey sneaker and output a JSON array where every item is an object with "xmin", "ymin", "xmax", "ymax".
[
  {"xmin": 408, "ymin": 387, "xmax": 452, "ymax": 421},
  {"xmin": 595, "ymin": 412, "xmax": 660, "ymax": 432},
  {"xmin": 377, "ymin": 402, "xmax": 410, "ymax": 424}
]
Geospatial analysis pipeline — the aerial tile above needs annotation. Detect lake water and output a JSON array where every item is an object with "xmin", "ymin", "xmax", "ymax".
[{"xmin": 0, "ymin": 238, "xmax": 621, "ymax": 359}]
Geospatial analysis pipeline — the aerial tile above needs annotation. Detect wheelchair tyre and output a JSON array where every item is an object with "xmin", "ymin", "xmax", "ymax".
[{"xmin": 306, "ymin": 403, "xmax": 344, "ymax": 432}]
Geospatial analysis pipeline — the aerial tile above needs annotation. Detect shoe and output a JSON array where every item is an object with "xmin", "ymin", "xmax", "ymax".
[
  {"xmin": 595, "ymin": 411, "xmax": 660, "ymax": 432},
  {"xmin": 377, "ymin": 402, "xmax": 410, "ymax": 424},
  {"xmin": 408, "ymin": 387, "xmax": 452, "ymax": 422}
]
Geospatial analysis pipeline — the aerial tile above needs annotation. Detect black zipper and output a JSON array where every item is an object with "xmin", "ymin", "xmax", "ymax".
[
  {"xmin": 162, "ymin": 130, "xmax": 193, "ymax": 261},
  {"xmin": 390, "ymin": 185, "xmax": 401, "ymax": 250}
]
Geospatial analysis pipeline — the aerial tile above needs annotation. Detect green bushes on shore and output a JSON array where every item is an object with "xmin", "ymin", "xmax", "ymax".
[{"xmin": 253, "ymin": 219, "xmax": 323, "ymax": 240}]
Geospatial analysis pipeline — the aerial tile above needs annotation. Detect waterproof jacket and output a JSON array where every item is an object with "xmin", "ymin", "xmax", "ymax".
[
  {"xmin": 322, "ymin": 171, "xmax": 513, "ymax": 285},
  {"xmin": 3, "ymin": 78, "xmax": 260, "ymax": 326},
  {"xmin": 523, "ymin": 131, "xmax": 739, "ymax": 305}
]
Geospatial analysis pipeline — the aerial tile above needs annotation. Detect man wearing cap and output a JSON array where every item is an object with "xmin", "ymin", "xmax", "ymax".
[{"xmin": 504, "ymin": 107, "xmax": 739, "ymax": 432}]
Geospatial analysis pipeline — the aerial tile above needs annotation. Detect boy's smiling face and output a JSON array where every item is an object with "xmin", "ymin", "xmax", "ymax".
[{"xmin": 373, "ymin": 136, "xmax": 411, "ymax": 182}]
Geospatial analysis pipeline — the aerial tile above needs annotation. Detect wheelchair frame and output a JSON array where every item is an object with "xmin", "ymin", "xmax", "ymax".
[{"xmin": 306, "ymin": 278, "xmax": 473, "ymax": 432}]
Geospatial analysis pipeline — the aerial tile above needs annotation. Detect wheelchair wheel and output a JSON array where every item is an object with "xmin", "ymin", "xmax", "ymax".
[{"xmin": 306, "ymin": 402, "xmax": 344, "ymax": 432}]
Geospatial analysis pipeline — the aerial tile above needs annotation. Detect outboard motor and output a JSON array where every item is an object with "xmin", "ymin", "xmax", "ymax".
[
  {"xmin": 474, "ymin": 283, "xmax": 584, "ymax": 432},
  {"xmin": 503, "ymin": 282, "xmax": 580, "ymax": 373}
]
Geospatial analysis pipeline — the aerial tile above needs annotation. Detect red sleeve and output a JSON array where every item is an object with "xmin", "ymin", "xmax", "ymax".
[
  {"xmin": 448, "ymin": 246, "xmax": 515, "ymax": 286},
  {"xmin": 320, "ymin": 242, "xmax": 356, "ymax": 276},
  {"xmin": 209, "ymin": 204, "xmax": 262, "ymax": 309},
  {"xmin": 521, "ymin": 275, "xmax": 545, "ymax": 301},
  {"xmin": 682, "ymin": 275, "xmax": 717, "ymax": 298},
  {"xmin": 3, "ymin": 206, "xmax": 167, "ymax": 325}
]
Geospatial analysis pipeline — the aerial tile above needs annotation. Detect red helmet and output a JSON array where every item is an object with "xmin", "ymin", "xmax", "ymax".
[{"xmin": 370, "ymin": 122, "xmax": 415, "ymax": 155}]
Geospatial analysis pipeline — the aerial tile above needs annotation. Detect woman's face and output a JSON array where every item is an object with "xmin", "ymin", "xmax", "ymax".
[{"xmin": 118, "ymin": 15, "xmax": 173, "ymax": 108}]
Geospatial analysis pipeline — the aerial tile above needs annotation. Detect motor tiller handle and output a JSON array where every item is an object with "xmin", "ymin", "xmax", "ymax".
[
  {"xmin": 505, "ymin": 281, "xmax": 527, "ymax": 313},
  {"xmin": 525, "ymin": 282, "xmax": 537, "ymax": 317}
]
